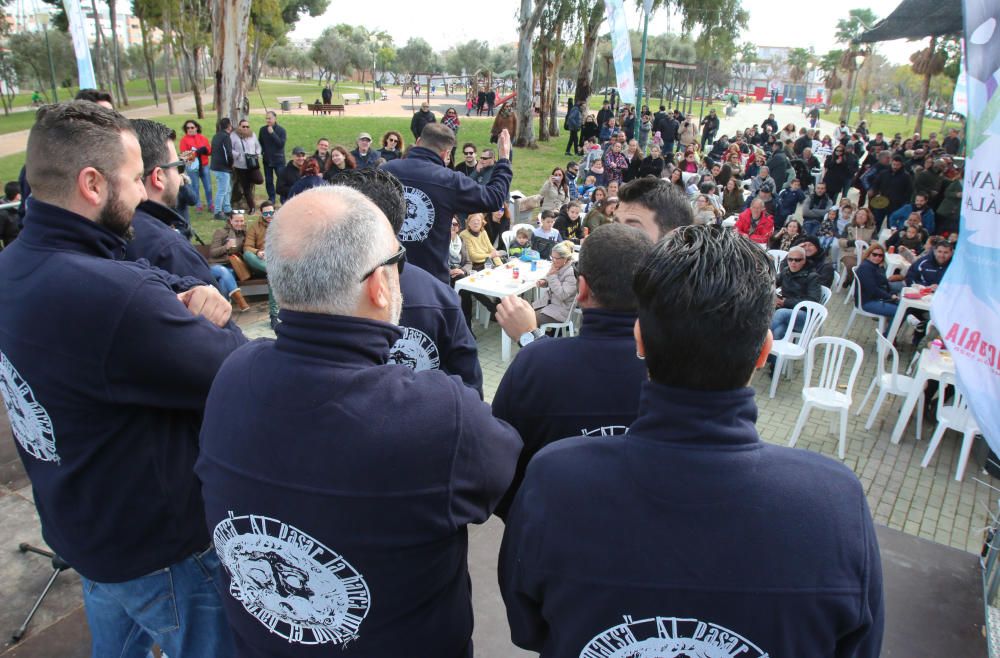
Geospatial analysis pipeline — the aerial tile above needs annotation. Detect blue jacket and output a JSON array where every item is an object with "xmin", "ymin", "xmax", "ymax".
[
  {"xmin": 382, "ymin": 147, "xmax": 512, "ymax": 282},
  {"xmin": 492, "ymin": 309, "xmax": 646, "ymax": 518},
  {"xmin": 391, "ymin": 264, "xmax": 482, "ymax": 395},
  {"xmin": 856, "ymin": 258, "xmax": 894, "ymax": 304},
  {"xmin": 0, "ymin": 199, "xmax": 247, "ymax": 582},
  {"xmin": 351, "ymin": 147, "xmax": 381, "ymax": 170},
  {"xmin": 500, "ymin": 383, "xmax": 884, "ymax": 658},
  {"xmin": 888, "ymin": 203, "xmax": 935, "ymax": 234},
  {"xmin": 196, "ymin": 311, "xmax": 521, "ymax": 657},
  {"xmin": 125, "ymin": 200, "xmax": 216, "ymax": 288},
  {"xmin": 258, "ymin": 123, "xmax": 287, "ymax": 166},
  {"xmin": 776, "ymin": 187, "xmax": 805, "ymax": 222},
  {"xmin": 905, "ymin": 252, "xmax": 949, "ymax": 287}
]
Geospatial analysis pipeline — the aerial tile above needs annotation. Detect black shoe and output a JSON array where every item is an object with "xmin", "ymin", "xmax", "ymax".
[{"xmin": 213, "ymin": 212, "xmax": 226, "ymax": 221}]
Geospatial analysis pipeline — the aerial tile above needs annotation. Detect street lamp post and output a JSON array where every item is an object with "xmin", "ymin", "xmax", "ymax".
[{"xmin": 801, "ymin": 64, "xmax": 812, "ymax": 112}]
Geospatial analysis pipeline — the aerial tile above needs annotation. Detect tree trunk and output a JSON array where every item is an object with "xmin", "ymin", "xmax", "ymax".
[
  {"xmin": 516, "ymin": 0, "xmax": 546, "ymax": 148},
  {"xmin": 139, "ymin": 17, "xmax": 159, "ymax": 106},
  {"xmin": 107, "ymin": 0, "xmax": 129, "ymax": 106},
  {"xmin": 89, "ymin": 0, "xmax": 108, "ymax": 92},
  {"xmin": 212, "ymin": 0, "xmax": 252, "ymax": 122},
  {"xmin": 548, "ymin": 47, "xmax": 563, "ymax": 136},
  {"xmin": 249, "ymin": 30, "xmax": 262, "ymax": 90},
  {"xmin": 163, "ymin": 16, "xmax": 175, "ymax": 114},
  {"xmin": 838, "ymin": 67, "xmax": 855, "ymax": 122},
  {"xmin": 538, "ymin": 49, "xmax": 549, "ymax": 140},
  {"xmin": 914, "ymin": 36, "xmax": 937, "ymax": 136},
  {"xmin": 575, "ymin": 0, "xmax": 604, "ymax": 107},
  {"xmin": 191, "ymin": 46, "xmax": 205, "ymax": 119}
]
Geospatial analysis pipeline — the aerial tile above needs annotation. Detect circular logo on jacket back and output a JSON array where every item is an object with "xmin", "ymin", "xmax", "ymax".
[
  {"xmin": 0, "ymin": 352, "xmax": 58, "ymax": 464},
  {"xmin": 398, "ymin": 185, "xmax": 436, "ymax": 243},
  {"xmin": 213, "ymin": 512, "xmax": 371, "ymax": 646},
  {"xmin": 580, "ymin": 615, "xmax": 767, "ymax": 658},
  {"xmin": 388, "ymin": 327, "xmax": 441, "ymax": 372}
]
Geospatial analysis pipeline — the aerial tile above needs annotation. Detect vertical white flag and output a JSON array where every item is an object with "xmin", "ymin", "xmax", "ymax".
[
  {"xmin": 63, "ymin": 0, "xmax": 97, "ymax": 90},
  {"xmin": 931, "ymin": 0, "xmax": 1000, "ymax": 451}
]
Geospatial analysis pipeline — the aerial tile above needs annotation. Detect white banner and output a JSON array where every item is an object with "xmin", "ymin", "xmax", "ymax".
[
  {"xmin": 930, "ymin": 1, "xmax": 1000, "ymax": 452},
  {"xmin": 604, "ymin": 0, "xmax": 636, "ymax": 105},
  {"xmin": 63, "ymin": 0, "xmax": 96, "ymax": 90}
]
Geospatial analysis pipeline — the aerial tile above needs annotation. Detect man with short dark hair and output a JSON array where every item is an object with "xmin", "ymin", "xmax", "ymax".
[
  {"xmin": 0, "ymin": 101, "xmax": 244, "ymax": 656},
  {"xmin": 258, "ymin": 110, "xmax": 287, "ymax": 204},
  {"xmin": 126, "ymin": 118, "xmax": 217, "ymax": 284},
  {"xmin": 888, "ymin": 192, "xmax": 936, "ymax": 234},
  {"xmin": 801, "ymin": 181, "xmax": 833, "ymax": 236},
  {"xmin": 335, "ymin": 167, "xmax": 483, "ymax": 394},
  {"xmin": 454, "ymin": 143, "xmax": 478, "ymax": 177},
  {"xmin": 870, "ymin": 154, "xmax": 914, "ymax": 231},
  {"xmin": 500, "ymin": 225, "xmax": 884, "ymax": 658},
  {"xmin": 615, "ymin": 177, "xmax": 694, "ymax": 241},
  {"xmin": 762, "ymin": 112, "xmax": 778, "ymax": 134},
  {"xmin": 276, "ymin": 146, "xmax": 305, "ymax": 203},
  {"xmin": 210, "ymin": 117, "xmax": 235, "ymax": 219},
  {"xmin": 492, "ymin": 223, "xmax": 654, "ymax": 517},
  {"xmin": 382, "ymin": 123, "xmax": 513, "ymax": 282},
  {"xmin": 699, "ymin": 108, "xmax": 719, "ymax": 151},
  {"xmin": 197, "ymin": 185, "xmax": 520, "ymax": 657}
]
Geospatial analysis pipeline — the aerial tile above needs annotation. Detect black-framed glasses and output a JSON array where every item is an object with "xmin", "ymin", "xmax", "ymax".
[
  {"xmin": 464, "ymin": 151, "xmax": 475, "ymax": 156},
  {"xmin": 870, "ymin": 252, "xmax": 885, "ymax": 259},
  {"xmin": 145, "ymin": 159, "xmax": 185, "ymax": 177},
  {"xmin": 184, "ymin": 125, "xmax": 197, "ymax": 131},
  {"xmin": 360, "ymin": 245, "xmax": 406, "ymax": 282},
  {"xmin": 786, "ymin": 257, "xmax": 805, "ymax": 263}
]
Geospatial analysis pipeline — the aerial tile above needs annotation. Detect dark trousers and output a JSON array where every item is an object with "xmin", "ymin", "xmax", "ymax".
[
  {"xmin": 873, "ymin": 206, "xmax": 891, "ymax": 232},
  {"xmin": 565, "ymin": 130, "xmax": 580, "ymax": 155},
  {"xmin": 263, "ymin": 163, "xmax": 280, "ymax": 203},
  {"xmin": 231, "ymin": 168, "xmax": 257, "ymax": 213},
  {"xmin": 700, "ymin": 131, "xmax": 716, "ymax": 151}
]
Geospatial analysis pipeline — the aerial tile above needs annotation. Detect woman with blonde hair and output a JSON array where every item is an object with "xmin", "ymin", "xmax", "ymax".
[
  {"xmin": 459, "ymin": 213, "xmax": 501, "ymax": 270},
  {"xmin": 839, "ymin": 207, "xmax": 877, "ymax": 276},
  {"xmin": 533, "ymin": 241, "xmax": 578, "ymax": 326}
]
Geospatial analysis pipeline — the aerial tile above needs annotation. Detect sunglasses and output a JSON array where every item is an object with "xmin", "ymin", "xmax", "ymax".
[
  {"xmin": 360, "ymin": 245, "xmax": 406, "ymax": 282},
  {"xmin": 464, "ymin": 151, "xmax": 476, "ymax": 156},
  {"xmin": 870, "ymin": 252, "xmax": 885, "ymax": 259},
  {"xmin": 261, "ymin": 210, "xmax": 275, "ymax": 217},
  {"xmin": 786, "ymin": 257, "xmax": 805, "ymax": 263},
  {"xmin": 185, "ymin": 125, "xmax": 197, "ymax": 131},
  {"xmin": 451, "ymin": 221, "xmax": 460, "ymax": 227},
  {"xmin": 145, "ymin": 159, "xmax": 185, "ymax": 177},
  {"xmin": 387, "ymin": 137, "xmax": 398, "ymax": 143}
]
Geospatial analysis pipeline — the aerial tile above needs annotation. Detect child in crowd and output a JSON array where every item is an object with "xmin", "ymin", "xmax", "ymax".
[
  {"xmin": 534, "ymin": 210, "xmax": 562, "ymax": 242},
  {"xmin": 555, "ymin": 200, "xmax": 584, "ymax": 242},
  {"xmin": 577, "ymin": 175, "xmax": 597, "ymax": 200},
  {"xmin": 507, "ymin": 227, "xmax": 533, "ymax": 259}
]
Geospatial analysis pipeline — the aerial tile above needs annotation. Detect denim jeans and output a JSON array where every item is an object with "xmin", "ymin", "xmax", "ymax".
[
  {"xmin": 80, "ymin": 546, "xmax": 235, "ymax": 658},
  {"xmin": 210, "ymin": 265, "xmax": 237, "ymax": 297},
  {"xmin": 802, "ymin": 219, "xmax": 820, "ymax": 236},
  {"xmin": 771, "ymin": 307, "xmax": 806, "ymax": 340},
  {"xmin": 211, "ymin": 170, "xmax": 231, "ymax": 214},
  {"xmin": 189, "ymin": 165, "xmax": 213, "ymax": 208},
  {"xmin": 862, "ymin": 299, "xmax": 898, "ymax": 318}
]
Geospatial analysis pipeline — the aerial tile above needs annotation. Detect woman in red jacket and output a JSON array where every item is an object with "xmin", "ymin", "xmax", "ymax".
[{"xmin": 179, "ymin": 119, "xmax": 213, "ymax": 211}]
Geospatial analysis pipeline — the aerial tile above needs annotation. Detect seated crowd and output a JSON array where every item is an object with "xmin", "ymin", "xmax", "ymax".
[{"xmin": 3, "ymin": 88, "xmax": 969, "ymax": 658}]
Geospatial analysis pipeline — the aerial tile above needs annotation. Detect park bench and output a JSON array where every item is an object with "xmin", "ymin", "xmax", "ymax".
[
  {"xmin": 277, "ymin": 96, "xmax": 304, "ymax": 112},
  {"xmin": 342, "ymin": 93, "xmax": 361, "ymax": 104},
  {"xmin": 307, "ymin": 103, "xmax": 345, "ymax": 116},
  {"xmin": 194, "ymin": 245, "xmax": 270, "ymax": 298}
]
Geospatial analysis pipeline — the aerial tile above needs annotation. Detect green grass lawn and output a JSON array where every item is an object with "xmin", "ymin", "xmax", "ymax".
[
  {"xmin": 821, "ymin": 110, "xmax": 963, "ymax": 138},
  {"xmin": 0, "ymin": 111, "xmax": 579, "ymax": 239}
]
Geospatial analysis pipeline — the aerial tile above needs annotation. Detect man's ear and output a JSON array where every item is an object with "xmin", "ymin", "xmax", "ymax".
[
  {"xmin": 77, "ymin": 166, "xmax": 106, "ymax": 208},
  {"xmin": 577, "ymin": 274, "xmax": 592, "ymax": 306}
]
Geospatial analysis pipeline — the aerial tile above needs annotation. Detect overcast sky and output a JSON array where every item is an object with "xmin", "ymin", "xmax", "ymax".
[{"xmin": 289, "ymin": 0, "xmax": 932, "ymax": 65}]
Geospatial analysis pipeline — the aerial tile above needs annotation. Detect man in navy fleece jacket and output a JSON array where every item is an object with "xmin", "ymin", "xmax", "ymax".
[
  {"xmin": 500, "ymin": 225, "xmax": 883, "ymax": 657},
  {"xmin": 197, "ymin": 185, "xmax": 521, "ymax": 657},
  {"xmin": 491, "ymin": 223, "xmax": 654, "ymax": 518},
  {"xmin": 0, "ymin": 101, "xmax": 244, "ymax": 656}
]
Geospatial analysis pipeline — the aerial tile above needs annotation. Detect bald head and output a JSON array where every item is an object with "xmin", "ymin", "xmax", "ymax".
[{"xmin": 267, "ymin": 186, "xmax": 398, "ymax": 319}]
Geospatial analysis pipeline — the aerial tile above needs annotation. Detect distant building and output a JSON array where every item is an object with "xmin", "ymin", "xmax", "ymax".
[
  {"xmin": 9, "ymin": 2, "xmax": 147, "ymax": 48},
  {"xmin": 729, "ymin": 45, "xmax": 824, "ymax": 105}
]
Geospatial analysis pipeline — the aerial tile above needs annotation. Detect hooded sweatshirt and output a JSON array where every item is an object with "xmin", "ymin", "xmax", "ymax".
[{"xmin": 125, "ymin": 200, "xmax": 217, "ymax": 287}]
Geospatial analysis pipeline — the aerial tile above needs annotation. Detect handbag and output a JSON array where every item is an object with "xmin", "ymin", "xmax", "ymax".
[
  {"xmin": 869, "ymin": 194, "xmax": 889, "ymax": 210},
  {"xmin": 228, "ymin": 254, "xmax": 252, "ymax": 281},
  {"xmin": 250, "ymin": 167, "xmax": 264, "ymax": 185}
]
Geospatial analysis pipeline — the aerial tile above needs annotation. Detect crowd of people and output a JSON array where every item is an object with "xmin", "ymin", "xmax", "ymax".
[{"xmin": 2, "ymin": 84, "xmax": 975, "ymax": 658}]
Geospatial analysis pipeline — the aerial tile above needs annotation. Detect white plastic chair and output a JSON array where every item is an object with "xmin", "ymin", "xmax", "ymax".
[
  {"xmin": 856, "ymin": 330, "xmax": 924, "ymax": 440},
  {"xmin": 920, "ymin": 372, "xmax": 982, "ymax": 481},
  {"xmin": 842, "ymin": 266, "xmax": 887, "ymax": 339},
  {"xmin": 841, "ymin": 240, "xmax": 868, "ymax": 304},
  {"xmin": 769, "ymin": 301, "xmax": 828, "ymax": 399},
  {"xmin": 831, "ymin": 269, "xmax": 842, "ymax": 293},
  {"xmin": 788, "ymin": 337, "xmax": 865, "ymax": 459},
  {"xmin": 539, "ymin": 297, "xmax": 578, "ymax": 338},
  {"xmin": 820, "ymin": 286, "xmax": 832, "ymax": 306},
  {"xmin": 767, "ymin": 249, "xmax": 787, "ymax": 271}
]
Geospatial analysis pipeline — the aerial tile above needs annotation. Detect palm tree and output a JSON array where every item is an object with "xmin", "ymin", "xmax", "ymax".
[
  {"xmin": 786, "ymin": 47, "xmax": 813, "ymax": 105},
  {"xmin": 819, "ymin": 49, "xmax": 843, "ymax": 109},
  {"xmin": 910, "ymin": 36, "xmax": 946, "ymax": 135},
  {"xmin": 835, "ymin": 8, "xmax": 878, "ymax": 121}
]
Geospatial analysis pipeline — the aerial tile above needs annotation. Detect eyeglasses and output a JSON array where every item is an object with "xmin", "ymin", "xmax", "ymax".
[
  {"xmin": 261, "ymin": 210, "xmax": 275, "ymax": 217},
  {"xmin": 451, "ymin": 221, "xmax": 460, "ymax": 227},
  {"xmin": 239, "ymin": 124, "xmax": 250, "ymax": 129},
  {"xmin": 145, "ymin": 159, "xmax": 186, "ymax": 177},
  {"xmin": 360, "ymin": 245, "xmax": 406, "ymax": 282},
  {"xmin": 185, "ymin": 125, "xmax": 197, "ymax": 131},
  {"xmin": 481, "ymin": 155, "xmax": 494, "ymax": 160},
  {"xmin": 464, "ymin": 151, "xmax": 475, "ymax": 156},
  {"xmin": 387, "ymin": 137, "xmax": 398, "ymax": 143},
  {"xmin": 786, "ymin": 257, "xmax": 805, "ymax": 263},
  {"xmin": 870, "ymin": 252, "xmax": 885, "ymax": 259}
]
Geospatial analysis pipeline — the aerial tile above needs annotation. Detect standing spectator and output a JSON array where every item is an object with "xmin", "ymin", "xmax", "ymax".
[
  {"xmin": 2, "ymin": 100, "xmax": 244, "ymax": 658},
  {"xmin": 942, "ymin": 128, "xmax": 962, "ymax": 155},
  {"xmin": 564, "ymin": 98, "xmax": 583, "ymax": 156},
  {"xmin": 736, "ymin": 197, "xmax": 774, "ymax": 244},
  {"xmin": 379, "ymin": 130, "xmax": 404, "ymax": 161},
  {"xmin": 491, "ymin": 224, "xmax": 654, "ymax": 518},
  {"xmin": 351, "ymin": 132, "xmax": 380, "ymax": 170},
  {"xmin": 382, "ymin": 124, "xmax": 512, "ymax": 282},
  {"xmin": 699, "ymin": 108, "xmax": 720, "ymax": 151},
  {"xmin": 207, "ymin": 210, "xmax": 250, "ymax": 311},
  {"xmin": 486, "ymin": 88, "xmax": 497, "ymax": 115},
  {"xmin": 539, "ymin": 167, "xmax": 570, "ymax": 212},
  {"xmin": 197, "ymin": 185, "xmax": 520, "ymax": 658},
  {"xmin": 210, "ymin": 117, "xmax": 234, "ymax": 220},
  {"xmin": 230, "ymin": 118, "xmax": 262, "ymax": 214},
  {"xmin": 440, "ymin": 107, "xmax": 461, "ymax": 166},
  {"xmin": 410, "ymin": 101, "xmax": 436, "ymax": 139},
  {"xmin": 678, "ymin": 114, "xmax": 698, "ymax": 150},
  {"xmin": 1, "ymin": 181, "xmax": 20, "ymax": 248},
  {"xmin": 935, "ymin": 170, "xmax": 963, "ymax": 235},
  {"xmin": 766, "ymin": 144, "xmax": 791, "ymax": 190},
  {"xmin": 870, "ymin": 155, "xmax": 914, "ymax": 231},
  {"xmin": 638, "ymin": 111, "xmax": 653, "ymax": 153},
  {"xmin": 276, "ymin": 146, "xmax": 306, "ymax": 203},
  {"xmin": 125, "ymin": 119, "xmax": 216, "ymax": 287},
  {"xmin": 823, "ymin": 143, "xmax": 855, "ymax": 201},
  {"xmin": 596, "ymin": 99, "xmax": 613, "ymax": 127},
  {"xmin": 179, "ymin": 119, "xmax": 213, "ymax": 211},
  {"xmin": 602, "ymin": 140, "xmax": 629, "ymax": 184},
  {"xmin": 499, "ymin": 225, "xmax": 884, "ymax": 658},
  {"xmin": 321, "ymin": 83, "xmax": 333, "ymax": 104},
  {"xmin": 258, "ymin": 110, "xmax": 286, "ymax": 204}
]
